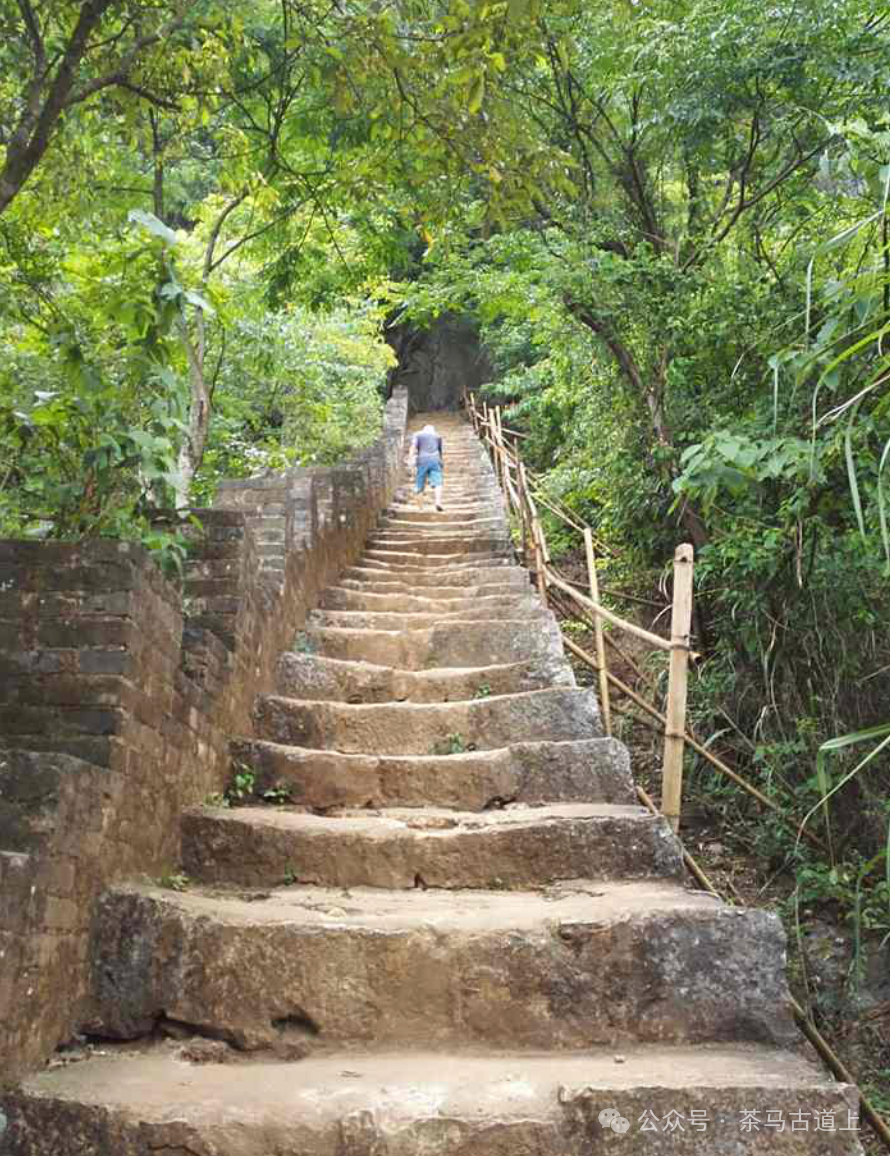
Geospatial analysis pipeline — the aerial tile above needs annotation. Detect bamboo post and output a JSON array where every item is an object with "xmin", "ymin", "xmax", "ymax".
[
  {"xmin": 584, "ymin": 527, "xmax": 612, "ymax": 738},
  {"xmin": 661, "ymin": 543, "xmax": 694, "ymax": 834},
  {"xmin": 482, "ymin": 401, "xmax": 490, "ymax": 458},
  {"xmin": 491, "ymin": 405, "xmax": 502, "ymax": 490},
  {"xmin": 494, "ymin": 406, "xmax": 507, "ymax": 494},
  {"xmin": 518, "ymin": 461, "xmax": 535, "ymax": 568},
  {"xmin": 531, "ymin": 517, "xmax": 548, "ymax": 602}
]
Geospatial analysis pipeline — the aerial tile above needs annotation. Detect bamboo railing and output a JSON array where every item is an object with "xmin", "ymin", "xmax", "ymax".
[
  {"xmin": 467, "ymin": 393, "xmax": 828, "ymax": 850},
  {"xmin": 467, "ymin": 394, "xmax": 693, "ymax": 833},
  {"xmin": 466, "ymin": 393, "xmax": 890, "ymax": 1151}
]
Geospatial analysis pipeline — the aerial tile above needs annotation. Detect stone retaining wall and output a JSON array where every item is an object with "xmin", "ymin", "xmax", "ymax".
[{"xmin": 0, "ymin": 387, "xmax": 408, "ymax": 1082}]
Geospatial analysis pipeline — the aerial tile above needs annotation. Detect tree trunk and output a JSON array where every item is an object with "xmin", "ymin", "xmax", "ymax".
[
  {"xmin": 566, "ymin": 301, "xmax": 709, "ymax": 550},
  {"xmin": 0, "ymin": 0, "xmax": 115, "ymax": 217},
  {"xmin": 175, "ymin": 310, "xmax": 208, "ymax": 509}
]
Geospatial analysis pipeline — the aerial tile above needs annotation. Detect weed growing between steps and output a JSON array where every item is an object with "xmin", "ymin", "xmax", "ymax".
[
  {"xmin": 432, "ymin": 733, "xmax": 476, "ymax": 755},
  {"xmin": 156, "ymin": 872, "xmax": 190, "ymax": 892},
  {"xmin": 205, "ymin": 765, "xmax": 294, "ymax": 809}
]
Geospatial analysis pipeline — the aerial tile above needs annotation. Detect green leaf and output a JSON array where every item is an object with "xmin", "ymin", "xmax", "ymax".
[
  {"xmin": 128, "ymin": 209, "xmax": 178, "ymax": 246},
  {"xmin": 844, "ymin": 403, "xmax": 865, "ymax": 541},
  {"xmin": 183, "ymin": 289, "xmax": 216, "ymax": 316},
  {"xmin": 468, "ymin": 73, "xmax": 485, "ymax": 114}
]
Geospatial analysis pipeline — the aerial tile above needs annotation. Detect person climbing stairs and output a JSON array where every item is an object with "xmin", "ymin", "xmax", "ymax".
[{"xmin": 5, "ymin": 413, "xmax": 864, "ymax": 1154}]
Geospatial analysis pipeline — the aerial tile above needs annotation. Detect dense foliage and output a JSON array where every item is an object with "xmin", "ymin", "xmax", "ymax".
[{"xmin": 2, "ymin": 0, "xmax": 889, "ymax": 978}]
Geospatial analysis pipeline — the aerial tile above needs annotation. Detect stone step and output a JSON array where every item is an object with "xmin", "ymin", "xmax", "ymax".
[
  {"xmin": 306, "ymin": 617, "xmax": 569, "ymax": 672},
  {"xmin": 340, "ymin": 564, "xmax": 527, "ymax": 590},
  {"xmin": 182, "ymin": 802, "xmax": 683, "ymax": 889},
  {"xmin": 307, "ymin": 599, "xmax": 543, "ymax": 632},
  {"xmin": 338, "ymin": 574, "xmax": 529, "ymax": 598},
  {"xmin": 379, "ymin": 513, "xmax": 505, "ymax": 530},
  {"xmin": 6, "ymin": 1042, "xmax": 862, "ymax": 1156},
  {"xmin": 363, "ymin": 547, "xmax": 512, "ymax": 568},
  {"xmin": 275, "ymin": 651, "xmax": 549, "ymax": 702},
  {"xmin": 85, "ymin": 881, "xmax": 799, "ymax": 1052},
  {"xmin": 377, "ymin": 517, "xmax": 506, "ymax": 531},
  {"xmin": 230, "ymin": 736, "xmax": 635, "ymax": 811},
  {"xmin": 401, "ymin": 468, "xmax": 490, "ymax": 478},
  {"xmin": 397, "ymin": 468, "xmax": 493, "ymax": 478},
  {"xmin": 355, "ymin": 554, "xmax": 515, "ymax": 575},
  {"xmin": 387, "ymin": 502, "xmax": 503, "ymax": 518},
  {"xmin": 252, "ymin": 687, "xmax": 599, "ymax": 754},
  {"xmin": 370, "ymin": 526, "xmax": 509, "ymax": 542},
  {"xmin": 393, "ymin": 489, "xmax": 500, "ymax": 503},
  {"xmin": 318, "ymin": 586, "xmax": 530, "ymax": 616},
  {"xmin": 365, "ymin": 537, "xmax": 511, "ymax": 557}
]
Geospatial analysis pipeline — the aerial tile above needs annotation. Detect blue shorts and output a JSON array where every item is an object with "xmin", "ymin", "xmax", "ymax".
[{"xmin": 416, "ymin": 459, "xmax": 443, "ymax": 491}]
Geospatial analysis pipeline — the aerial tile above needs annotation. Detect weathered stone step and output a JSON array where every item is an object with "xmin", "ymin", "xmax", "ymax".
[
  {"xmin": 275, "ymin": 651, "xmax": 547, "ymax": 702},
  {"xmin": 337, "ymin": 580, "xmax": 526, "ymax": 602},
  {"xmin": 253, "ymin": 687, "xmax": 599, "ymax": 753},
  {"xmin": 376, "ymin": 520, "xmax": 506, "ymax": 535},
  {"xmin": 365, "ymin": 538, "xmax": 511, "ymax": 558},
  {"xmin": 392, "ymin": 488, "xmax": 500, "ymax": 503},
  {"xmin": 400, "ymin": 469, "xmax": 490, "ymax": 479},
  {"xmin": 400, "ymin": 470, "xmax": 496, "ymax": 479},
  {"xmin": 86, "ymin": 881, "xmax": 798, "ymax": 1052},
  {"xmin": 306, "ymin": 617, "xmax": 568, "ymax": 671},
  {"xmin": 307, "ymin": 599, "xmax": 543, "ymax": 632},
  {"xmin": 353, "ymin": 555, "xmax": 515, "ymax": 577},
  {"xmin": 230, "ymin": 736, "xmax": 634, "ymax": 811},
  {"xmin": 6, "ymin": 1042, "xmax": 862, "ymax": 1156},
  {"xmin": 363, "ymin": 546, "xmax": 512, "ymax": 567},
  {"xmin": 338, "ymin": 574, "xmax": 529, "ymax": 599},
  {"xmin": 340, "ymin": 564, "xmax": 527, "ymax": 590},
  {"xmin": 318, "ymin": 586, "xmax": 530, "ymax": 616},
  {"xmin": 369, "ymin": 529, "xmax": 510, "ymax": 546},
  {"xmin": 182, "ymin": 802, "xmax": 683, "ymax": 889},
  {"xmin": 387, "ymin": 501, "xmax": 503, "ymax": 518},
  {"xmin": 379, "ymin": 513, "xmax": 505, "ymax": 530}
]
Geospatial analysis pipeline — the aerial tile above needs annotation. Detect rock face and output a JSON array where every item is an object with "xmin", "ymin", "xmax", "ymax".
[
  {"xmin": 388, "ymin": 316, "xmax": 493, "ymax": 413},
  {"xmin": 3, "ymin": 414, "xmax": 866, "ymax": 1155}
]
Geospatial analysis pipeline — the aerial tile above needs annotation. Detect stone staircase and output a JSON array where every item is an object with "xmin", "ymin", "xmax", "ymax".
[{"xmin": 5, "ymin": 414, "xmax": 864, "ymax": 1154}]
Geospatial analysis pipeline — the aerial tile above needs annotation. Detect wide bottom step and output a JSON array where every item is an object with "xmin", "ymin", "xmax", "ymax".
[{"xmin": 6, "ymin": 1042, "xmax": 863, "ymax": 1155}]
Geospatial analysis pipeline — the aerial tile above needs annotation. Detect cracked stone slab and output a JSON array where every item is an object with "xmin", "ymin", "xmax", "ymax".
[
  {"xmin": 181, "ymin": 802, "xmax": 683, "ymax": 888},
  {"xmin": 252, "ymin": 687, "xmax": 601, "ymax": 754},
  {"xmin": 306, "ymin": 617, "xmax": 573, "ymax": 677},
  {"xmin": 365, "ymin": 536, "xmax": 512, "ymax": 556},
  {"xmin": 4, "ymin": 1043, "xmax": 864, "ymax": 1155},
  {"xmin": 229, "ymin": 736, "xmax": 636, "ymax": 811},
  {"xmin": 88, "ymin": 880, "xmax": 798, "ymax": 1053},
  {"xmin": 339, "ymin": 565, "xmax": 528, "ymax": 589},
  {"xmin": 337, "ymin": 577, "xmax": 528, "ymax": 599},
  {"xmin": 319, "ymin": 586, "xmax": 531, "ymax": 615},
  {"xmin": 275, "ymin": 653, "xmax": 550, "ymax": 703},
  {"xmin": 308, "ymin": 598, "xmax": 544, "ymax": 631}
]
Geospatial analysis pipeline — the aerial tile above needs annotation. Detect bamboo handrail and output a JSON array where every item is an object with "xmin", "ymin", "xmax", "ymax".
[
  {"xmin": 547, "ymin": 583, "xmax": 656, "ymax": 690},
  {"xmin": 527, "ymin": 490, "xmax": 587, "ymax": 533},
  {"xmin": 636, "ymin": 785, "xmax": 720, "ymax": 896},
  {"xmin": 557, "ymin": 574, "xmax": 668, "ymax": 610},
  {"xmin": 559, "ymin": 631, "xmax": 826, "ymax": 853},
  {"xmin": 545, "ymin": 567, "xmax": 675, "ymax": 652},
  {"xmin": 476, "ymin": 414, "xmax": 611, "ymax": 548}
]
